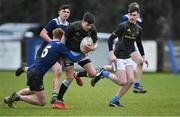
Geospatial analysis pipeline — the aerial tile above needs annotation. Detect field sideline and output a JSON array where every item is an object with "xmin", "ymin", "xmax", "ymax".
[{"xmin": 0, "ymin": 71, "xmax": 180, "ymax": 116}]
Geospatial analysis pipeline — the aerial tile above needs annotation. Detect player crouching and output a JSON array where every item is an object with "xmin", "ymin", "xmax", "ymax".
[{"xmin": 4, "ymin": 28, "xmax": 85, "ymax": 108}]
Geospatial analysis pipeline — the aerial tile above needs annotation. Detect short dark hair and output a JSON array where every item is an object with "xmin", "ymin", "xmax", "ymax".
[
  {"xmin": 128, "ymin": 2, "xmax": 139, "ymax": 9},
  {"xmin": 128, "ymin": 6, "xmax": 140, "ymax": 13},
  {"xmin": 83, "ymin": 12, "xmax": 95, "ymax": 24},
  {"xmin": 59, "ymin": 4, "xmax": 71, "ymax": 11},
  {"xmin": 128, "ymin": 2, "xmax": 140, "ymax": 13}
]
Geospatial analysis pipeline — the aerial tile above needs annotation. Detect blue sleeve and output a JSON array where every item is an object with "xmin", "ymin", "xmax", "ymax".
[
  {"xmin": 45, "ymin": 20, "xmax": 57, "ymax": 33},
  {"xmin": 66, "ymin": 52, "xmax": 85, "ymax": 62},
  {"xmin": 120, "ymin": 15, "xmax": 129, "ymax": 23},
  {"xmin": 58, "ymin": 43, "xmax": 85, "ymax": 62}
]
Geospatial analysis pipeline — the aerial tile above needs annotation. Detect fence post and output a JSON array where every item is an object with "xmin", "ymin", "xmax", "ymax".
[{"xmin": 167, "ymin": 39, "xmax": 178, "ymax": 75}]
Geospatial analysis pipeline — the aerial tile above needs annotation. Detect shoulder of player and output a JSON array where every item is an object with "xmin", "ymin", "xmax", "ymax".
[
  {"xmin": 50, "ymin": 17, "xmax": 69, "ymax": 26},
  {"xmin": 118, "ymin": 21, "xmax": 128, "ymax": 29},
  {"xmin": 121, "ymin": 14, "xmax": 129, "ymax": 22},
  {"xmin": 67, "ymin": 21, "xmax": 84, "ymax": 32},
  {"xmin": 47, "ymin": 18, "xmax": 57, "ymax": 24},
  {"xmin": 91, "ymin": 24, "xmax": 96, "ymax": 28},
  {"xmin": 69, "ymin": 21, "xmax": 81, "ymax": 26},
  {"xmin": 137, "ymin": 17, "xmax": 142, "ymax": 23},
  {"xmin": 120, "ymin": 21, "xmax": 128, "ymax": 25},
  {"xmin": 136, "ymin": 23, "xmax": 142, "ymax": 30}
]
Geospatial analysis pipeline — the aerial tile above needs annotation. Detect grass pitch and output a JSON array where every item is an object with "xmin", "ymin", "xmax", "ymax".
[{"xmin": 0, "ymin": 71, "xmax": 180, "ymax": 116}]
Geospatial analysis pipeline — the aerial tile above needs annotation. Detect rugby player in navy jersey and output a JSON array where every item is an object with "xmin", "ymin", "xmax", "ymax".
[
  {"xmin": 4, "ymin": 28, "xmax": 85, "ymax": 108},
  {"xmin": 15, "ymin": 4, "xmax": 82, "ymax": 103},
  {"xmin": 52, "ymin": 12, "xmax": 98, "ymax": 109}
]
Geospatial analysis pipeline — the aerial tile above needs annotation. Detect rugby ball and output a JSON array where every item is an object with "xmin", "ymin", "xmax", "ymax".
[{"xmin": 80, "ymin": 36, "xmax": 94, "ymax": 53}]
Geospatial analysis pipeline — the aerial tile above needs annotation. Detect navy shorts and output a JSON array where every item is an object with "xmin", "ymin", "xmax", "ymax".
[{"xmin": 27, "ymin": 68, "xmax": 44, "ymax": 91}]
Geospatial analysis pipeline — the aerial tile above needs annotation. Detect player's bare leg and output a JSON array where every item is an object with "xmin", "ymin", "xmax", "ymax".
[
  {"xmin": 51, "ymin": 62, "xmax": 62, "ymax": 104},
  {"xmin": 17, "ymin": 88, "xmax": 34, "ymax": 95},
  {"xmin": 131, "ymin": 51, "xmax": 147, "ymax": 93}
]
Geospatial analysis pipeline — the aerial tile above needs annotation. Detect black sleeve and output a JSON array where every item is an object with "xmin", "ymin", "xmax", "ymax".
[
  {"xmin": 114, "ymin": 23, "xmax": 125, "ymax": 37},
  {"xmin": 90, "ymin": 25, "xmax": 98, "ymax": 44},
  {"xmin": 108, "ymin": 24, "xmax": 125, "ymax": 51},
  {"xmin": 108, "ymin": 34, "xmax": 117, "ymax": 51},
  {"xmin": 136, "ymin": 31, "xmax": 145, "ymax": 56}
]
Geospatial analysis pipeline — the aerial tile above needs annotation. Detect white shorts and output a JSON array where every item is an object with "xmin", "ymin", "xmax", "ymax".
[
  {"xmin": 116, "ymin": 58, "xmax": 134, "ymax": 70},
  {"xmin": 132, "ymin": 60, "xmax": 137, "ymax": 70}
]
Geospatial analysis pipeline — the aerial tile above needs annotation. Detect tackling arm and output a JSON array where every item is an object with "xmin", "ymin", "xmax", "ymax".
[{"xmin": 66, "ymin": 51, "xmax": 85, "ymax": 62}]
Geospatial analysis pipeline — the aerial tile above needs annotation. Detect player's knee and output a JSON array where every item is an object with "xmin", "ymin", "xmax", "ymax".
[
  {"xmin": 137, "ymin": 59, "xmax": 144, "ymax": 65},
  {"xmin": 117, "ymin": 79, "xmax": 127, "ymax": 86},
  {"xmin": 87, "ymin": 70, "xmax": 96, "ymax": 78},
  {"xmin": 120, "ymin": 81, "xmax": 127, "ymax": 86},
  {"xmin": 127, "ymin": 78, "xmax": 134, "ymax": 84},
  {"xmin": 53, "ymin": 69, "xmax": 62, "ymax": 77},
  {"xmin": 38, "ymin": 100, "xmax": 46, "ymax": 106}
]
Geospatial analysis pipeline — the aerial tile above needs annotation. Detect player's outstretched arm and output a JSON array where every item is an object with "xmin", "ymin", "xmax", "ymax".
[{"xmin": 66, "ymin": 52, "xmax": 85, "ymax": 62}]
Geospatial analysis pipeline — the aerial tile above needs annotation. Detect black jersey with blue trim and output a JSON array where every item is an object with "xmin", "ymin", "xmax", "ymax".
[
  {"xmin": 113, "ymin": 21, "xmax": 142, "ymax": 59},
  {"xmin": 29, "ymin": 41, "xmax": 83, "ymax": 76},
  {"xmin": 65, "ymin": 21, "xmax": 98, "ymax": 52}
]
